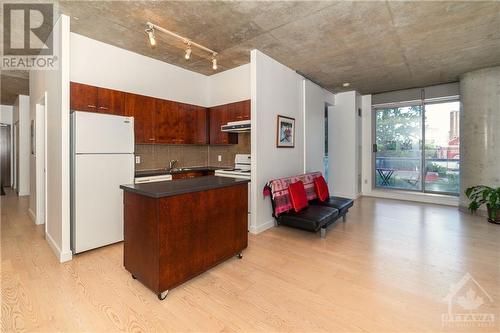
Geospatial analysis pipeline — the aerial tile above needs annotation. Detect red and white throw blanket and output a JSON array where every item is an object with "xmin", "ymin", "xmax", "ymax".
[{"xmin": 264, "ymin": 171, "xmax": 322, "ymax": 216}]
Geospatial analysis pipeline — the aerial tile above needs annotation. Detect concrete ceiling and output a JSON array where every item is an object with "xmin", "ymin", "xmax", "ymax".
[
  {"xmin": 1, "ymin": 71, "xmax": 29, "ymax": 105},
  {"xmin": 3, "ymin": 1, "xmax": 499, "ymax": 104},
  {"xmin": 58, "ymin": 1, "xmax": 500, "ymax": 94}
]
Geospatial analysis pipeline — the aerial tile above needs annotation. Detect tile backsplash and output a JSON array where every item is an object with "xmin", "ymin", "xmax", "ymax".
[{"xmin": 135, "ymin": 132, "xmax": 250, "ymax": 170}]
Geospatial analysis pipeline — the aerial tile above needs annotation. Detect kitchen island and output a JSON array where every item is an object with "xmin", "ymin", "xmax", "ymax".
[{"xmin": 120, "ymin": 176, "xmax": 249, "ymax": 300}]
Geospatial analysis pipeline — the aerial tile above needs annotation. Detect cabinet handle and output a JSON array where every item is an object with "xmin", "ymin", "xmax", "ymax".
[
  {"xmin": 236, "ymin": 116, "xmax": 243, "ymax": 119},
  {"xmin": 149, "ymin": 138, "xmax": 155, "ymax": 141},
  {"xmin": 87, "ymin": 105, "xmax": 96, "ymax": 108},
  {"xmin": 99, "ymin": 106, "xmax": 109, "ymax": 110}
]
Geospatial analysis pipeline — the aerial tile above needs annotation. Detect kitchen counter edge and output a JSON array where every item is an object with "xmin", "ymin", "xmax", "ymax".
[{"xmin": 120, "ymin": 176, "xmax": 250, "ymax": 199}]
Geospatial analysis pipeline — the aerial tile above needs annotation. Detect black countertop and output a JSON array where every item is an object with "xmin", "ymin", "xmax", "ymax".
[
  {"xmin": 135, "ymin": 166, "xmax": 230, "ymax": 178},
  {"xmin": 120, "ymin": 176, "xmax": 249, "ymax": 198}
]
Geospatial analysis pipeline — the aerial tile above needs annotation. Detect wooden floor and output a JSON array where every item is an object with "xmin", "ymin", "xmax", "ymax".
[{"xmin": 1, "ymin": 189, "xmax": 499, "ymax": 332}]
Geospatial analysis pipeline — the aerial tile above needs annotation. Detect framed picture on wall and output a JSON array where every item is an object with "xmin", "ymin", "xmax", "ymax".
[{"xmin": 276, "ymin": 115, "xmax": 295, "ymax": 148}]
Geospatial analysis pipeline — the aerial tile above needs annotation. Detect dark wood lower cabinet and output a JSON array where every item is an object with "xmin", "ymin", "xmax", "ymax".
[{"xmin": 123, "ymin": 184, "xmax": 248, "ymax": 298}]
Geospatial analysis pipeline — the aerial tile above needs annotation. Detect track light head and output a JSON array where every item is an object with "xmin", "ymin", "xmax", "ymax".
[
  {"xmin": 145, "ymin": 26, "xmax": 156, "ymax": 48},
  {"xmin": 212, "ymin": 56, "xmax": 217, "ymax": 70},
  {"xmin": 185, "ymin": 45, "xmax": 192, "ymax": 60}
]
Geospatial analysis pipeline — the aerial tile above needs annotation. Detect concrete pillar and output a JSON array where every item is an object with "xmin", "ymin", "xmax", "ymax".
[{"xmin": 459, "ymin": 66, "xmax": 500, "ymax": 210}]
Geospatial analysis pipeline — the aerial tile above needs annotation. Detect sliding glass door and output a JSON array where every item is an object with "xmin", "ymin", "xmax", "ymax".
[
  {"xmin": 424, "ymin": 101, "xmax": 460, "ymax": 194},
  {"xmin": 374, "ymin": 105, "xmax": 422, "ymax": 190},
  {"xmin": 374, "ymin": 100, "xmax": 460, "ymax": 195}
]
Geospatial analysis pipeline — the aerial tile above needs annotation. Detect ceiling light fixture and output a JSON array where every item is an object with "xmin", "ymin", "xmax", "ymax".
[
  {"xmin": 342, "ymin": 82, "xmax": 350, "ymax": 87},
  {"xmin": 212, "ymin": 56, "xmax": 217, "ymax": 70},
  {"xmin": 185, "ymin": 43, "xmax": 192, "ymax": 60},
  {"xmin": 145, "ymin": 21, "xmax": 218, "ymax": 70},
  {"xmin": 145, "ymin": 25, "xmax": 156, "ymax": 48}
]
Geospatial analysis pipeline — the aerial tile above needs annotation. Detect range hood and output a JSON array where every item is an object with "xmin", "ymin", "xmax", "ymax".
[{"xmin": 221, "ymin": 120, "xmax": 251, "ymax": 133}]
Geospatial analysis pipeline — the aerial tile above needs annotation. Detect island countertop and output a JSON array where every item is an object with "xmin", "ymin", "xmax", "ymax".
[{"xmin": 120, "ymin": 176, "xmax": 250, "ymax": 198}]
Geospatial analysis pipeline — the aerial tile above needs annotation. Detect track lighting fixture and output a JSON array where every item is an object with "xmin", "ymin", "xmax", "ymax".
[
  {"xmin": 145, "ymin": 21, "xmax": 219, "ymax": 70},
  {"xmin": 185, "ymin": 44, "xmax": 192, "ymax": 60},
  {"xmin": 145, "ymin": 25, "xmax": 156, "ymax": 48},
  {"xmin": 212, "ymin": 56, "xmax": 217, "ymax": 71}
]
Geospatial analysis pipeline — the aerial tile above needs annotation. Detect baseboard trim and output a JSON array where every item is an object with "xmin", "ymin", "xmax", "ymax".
[
  {"xmin": 46, "ymin": 232, "xmax": 72, "ymax": 263},
  {"xmin": 249, "ymin": 218, "xmax": 275, "ymax": 234},
  {"xmin": 28, "ymin": 208, "xmax": 36, "ymax": 223},
  {"xmin": 363, "ymin": 189, "xmax": 459, "ymax": 206}
]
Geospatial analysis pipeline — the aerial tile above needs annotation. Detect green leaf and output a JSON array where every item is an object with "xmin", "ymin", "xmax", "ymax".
[{"xmin": 469, "ymin": 201, "xmax": 479, "ymax": 213}]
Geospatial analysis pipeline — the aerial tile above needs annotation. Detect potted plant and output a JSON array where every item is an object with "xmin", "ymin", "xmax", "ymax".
[{"xmin": 465, "ymin": 185, "xmax": 500, "ymax": 224}]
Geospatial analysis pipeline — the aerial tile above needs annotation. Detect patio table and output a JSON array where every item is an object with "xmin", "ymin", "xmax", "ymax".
[{"xmin": 376, "ymin": 168, "xmax": 396, "ymax": 186}]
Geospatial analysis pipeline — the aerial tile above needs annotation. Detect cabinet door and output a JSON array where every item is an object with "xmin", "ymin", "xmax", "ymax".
[
  {"xmin": 156, "ymin": 100, "xmax": 178, "ymax": 144},
  {"xmin": 194, "ymin": 107, "xmax": 208, "ymax": 144},
  {"xmin": 70, "ymin": 82, "xmax": 98, "ymax": 112},
  {"xmin": 176, "ymin": 103, "xmax": 192, "ymax": 144},
  {"xmin": 227, "ymin": 100, "xmax": 251, "ymax": 122},
  {"xmin": 209, "ymin": 105, "xmax": 238, "ymax": 145},
  {"xmin": 240, "ymin": 100, "xmax": 250, "ymax": 120},
  {"xmin": 97, "ymin": 88, "xmax": 125, "ymax": 115},
  {"xmin": 124, "ymin": 93, "xmax": 156, "ymax": 144}
]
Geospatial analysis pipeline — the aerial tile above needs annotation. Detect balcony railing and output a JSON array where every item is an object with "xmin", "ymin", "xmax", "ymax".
[{"xmin": 375, "ymin": 156, "xmax": 459, "ymax": 194}]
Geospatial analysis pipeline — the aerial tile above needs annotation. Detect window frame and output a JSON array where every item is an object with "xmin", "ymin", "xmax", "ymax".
[{"xmin": 372, "ymin": 97, "xmax": 460, "ymax": 196}]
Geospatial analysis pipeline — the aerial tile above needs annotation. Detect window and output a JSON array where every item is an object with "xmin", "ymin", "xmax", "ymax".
[
  {"xmin": 424, "ymin": 101, "xmax": 460, "ymax": 194},
  {"xmin": 374, "ymin": 100, "xmax": 460, "ymax": 195}
]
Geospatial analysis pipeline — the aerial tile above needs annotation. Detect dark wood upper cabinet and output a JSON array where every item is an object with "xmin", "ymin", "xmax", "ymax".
[
  {"xmin": 97, "ymin": 88, "xmax": 125, "ymax": 115},
  {"xmin": 70, "ymin": 82, "xmax": 98, "ymax": 112},
  {"xmin": 228, "ymin": 100, "xmax": 250, "ymax": 121},
  {"xmin": 209, "ymin": 100, "xmax": 250, "ymax": 145},
  {"xmin": 124, "ymin": 93, "xmax": 156, "ymax": 144},
  {"xmin": 156, "ymin": 100, "xmax": 178, "ymax": 144},
  {"xmin": 194, "ymin": 106, "xmax": 208, "ymax": 145},
  {"xmin": 209, "ymin": 105, "xmax": 237, "ymax": 145},
  {"xmin": 156, "ymin": 102, "xmax": 207, "ymax": 145},
  {"xmin": 71, "ymin": 81, "xmax": 248, "ymax": 146}
]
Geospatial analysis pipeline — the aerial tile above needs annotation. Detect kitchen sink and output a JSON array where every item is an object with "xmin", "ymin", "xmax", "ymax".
[{"xmin": 169, "ymin": 167, "xmax": 192, "ymax": 172}]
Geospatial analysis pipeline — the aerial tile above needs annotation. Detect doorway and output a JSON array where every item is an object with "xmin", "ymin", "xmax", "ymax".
[
  {"xmin": 35, "ymin": 94, "xmax": 48, "ymax": 229},
  {"xmin": 0, "ymin": 124, "xmax": 11, "ymax": 193},
  {"xmin": 13, "ymin": 121, "xmax": 19, "ymax": 193}
]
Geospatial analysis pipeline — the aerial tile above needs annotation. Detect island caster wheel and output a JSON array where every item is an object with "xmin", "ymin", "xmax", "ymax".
[
  {"xmin": 132, "ymin": 274, "xmax": 137, "ymax": 279},
  {"xmin": 158, "ymin": 290, "xmax": 169, "ymax": 300},
  {"xmin": 236, "ymin": 252, "xmax": 243, "ymax": 259}
]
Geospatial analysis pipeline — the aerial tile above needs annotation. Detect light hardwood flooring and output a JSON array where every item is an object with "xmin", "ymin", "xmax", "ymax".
[{"xmin": 1, "ymin": 189, "xmax": 499, "ymax": 332}]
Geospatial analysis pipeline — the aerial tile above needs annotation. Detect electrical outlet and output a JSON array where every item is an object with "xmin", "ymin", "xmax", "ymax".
[
  {"xmin": 217, "ymin": 155, "xmax": 222, "ymax": 162},
  {"xmin": 135, "ymin": 156, "xmax": 141, "ymax": 164}
]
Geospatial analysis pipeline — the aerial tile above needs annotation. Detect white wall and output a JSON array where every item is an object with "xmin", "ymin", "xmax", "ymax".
[
  {"xmin": 70, "ymin": 33, "xmax": 209, "ymax": 107},
  {"xmin": 13, "ymin": 95, "xmax": 30, "ymax": 197},
  {"xmin": 303, "ymin": 80, "xmax": 335, "ymax": 174},
  {"xmin": 0, "ymin": 105, "xmax": 14, "ymax": 187},
  {"xmin": 328, "ymin": 91, "xmax": 361, "ymax": 199},
  {"xmin": 250, "ymin": 50, "xmax": 304, "ymax": 234},
  {"xmin": 208, "ymin": 64, "xmax": 250, "ymax": 106},
  {"xmin": 0, "ymin": 105, "xmax": 13, "ymax": 124},
  {"xmin": 71, "ymin": 33, "xmax": 251, "ymax": 108},
  {"xmin": 30, "ymin": 15, "xmax": 72, "ymax": 262}
]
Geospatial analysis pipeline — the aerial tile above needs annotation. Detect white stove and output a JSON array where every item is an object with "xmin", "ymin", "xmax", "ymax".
[
  {"xmin": 215, "ymin": 154, "xmax": 252, "ymax": 227},
  {"xmin": 215, "ymin": 154, "xmax": 251, "ymax": 180}
]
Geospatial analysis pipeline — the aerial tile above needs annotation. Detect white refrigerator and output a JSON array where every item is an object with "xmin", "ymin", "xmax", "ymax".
[{"xmin": 71, "ymin": 111, "xmax": 134, "ymax": 253}]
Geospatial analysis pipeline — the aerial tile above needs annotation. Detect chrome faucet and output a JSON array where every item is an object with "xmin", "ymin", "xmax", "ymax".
[{"xmin": 168, "ymin": 159, "xmax": 178, "ymax": 170}]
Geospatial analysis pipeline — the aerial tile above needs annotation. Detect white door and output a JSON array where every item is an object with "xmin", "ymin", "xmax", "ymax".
[
  {"xmin": 73, "ymin": 112, "xmax": 134, "ymax": 154},
  {"xmin": 73, "ymin": 153, "xmax": 134, "ymax": 253}
]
